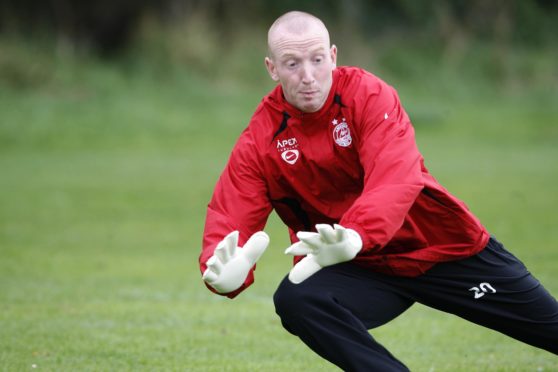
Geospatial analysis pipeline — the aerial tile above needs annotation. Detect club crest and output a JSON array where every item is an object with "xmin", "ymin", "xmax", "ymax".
[{"xmin": 332, "ymin": 118, "xmax": 352, "ymax": 147}]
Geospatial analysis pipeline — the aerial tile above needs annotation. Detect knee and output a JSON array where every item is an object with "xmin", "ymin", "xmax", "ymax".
[{"xmin": 273, "ymin": 275, "xmax": 324, "ymax": 322}]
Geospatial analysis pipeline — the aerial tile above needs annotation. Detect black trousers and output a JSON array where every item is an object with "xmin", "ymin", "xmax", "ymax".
[{"xmin": 273, "ymin": 237, "xmax": 558, "ymax": 371}]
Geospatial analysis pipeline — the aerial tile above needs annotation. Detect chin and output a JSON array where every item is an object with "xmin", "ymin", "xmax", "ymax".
[
  {"xmin": 298, "ymin": 100, "xmax": 318, "ymax": 112},
  {"xmin": 300, "ymin": 105, "xmax": 319, "ymax": 113}
]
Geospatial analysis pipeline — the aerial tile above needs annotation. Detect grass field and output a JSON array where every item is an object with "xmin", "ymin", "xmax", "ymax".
[{"xmin": 1, "ymin": 44, "xmax": 557, "ymax": 371}]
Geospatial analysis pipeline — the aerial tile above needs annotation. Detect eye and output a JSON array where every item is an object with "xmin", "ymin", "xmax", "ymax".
[
  {"xmin": 286, "ymin": 60, "xmax": 298, "ymax": 69},
  {"xmin": 313, "ymin": 56, "xmax": 324, "ymax": 64}
]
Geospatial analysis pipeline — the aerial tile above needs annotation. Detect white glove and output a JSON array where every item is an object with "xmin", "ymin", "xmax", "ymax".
[
  {"xmin": 203, "ymin": 230, "xmax": 270, "ymax": 294},
  {"xmin": 285, "ymin": 224, "xmax": 362, "ymax": 284}
]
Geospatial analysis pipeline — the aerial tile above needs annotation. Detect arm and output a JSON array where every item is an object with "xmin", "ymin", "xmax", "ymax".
[
  {"xmin": 199, "ymin": 129, "xmax": 273, "ymax": 298},
  {"xmin": 340, "ymin": 81, "xmax": 424, "ymax": 252}
]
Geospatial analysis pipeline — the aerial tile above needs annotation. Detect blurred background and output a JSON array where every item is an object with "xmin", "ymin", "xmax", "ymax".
[
  {"xmin": 1, "ymin": 0, "xmax": 558, "ymax": 89},
  {"xmin": 1, "ymin": 1, "xmax": 557, "ymax": 371}
]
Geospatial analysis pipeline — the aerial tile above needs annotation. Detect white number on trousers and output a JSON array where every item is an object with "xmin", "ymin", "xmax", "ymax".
[{"xmin": 469, "ymin": 282, "xmax": 496, "ymax": 299}]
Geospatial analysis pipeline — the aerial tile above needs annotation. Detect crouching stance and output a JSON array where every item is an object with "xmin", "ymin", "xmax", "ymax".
[{"xmin": 199, "ymin": 10, "xmax": 558, "ymax": 371}]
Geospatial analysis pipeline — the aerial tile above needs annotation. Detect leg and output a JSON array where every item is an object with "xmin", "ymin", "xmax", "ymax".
[
  {"xmin": 401, "ymin": 236, "xmax": 558, "ymax": 354},
  {"xmin": 273, "ymin": 263, "xmax": 413, "ymax": 371}
]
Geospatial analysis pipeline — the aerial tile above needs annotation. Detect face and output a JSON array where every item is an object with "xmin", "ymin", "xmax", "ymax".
[{"xmin": 265, "ymin": 29, "xmax": 337, "ymax": 113}]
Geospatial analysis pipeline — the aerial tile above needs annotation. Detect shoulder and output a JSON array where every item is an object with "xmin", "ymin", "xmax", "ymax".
[
  {"xmin": 334, "ymin": 67, "xmax": 405, "ymax": 131},
  {"xmin": 247, "ymin": 89, "xmax": 285, "ymax": 139},
  {"xmin": 336, "ymin": 66, "xmax": 386, "ymax": 94},
  {"xmin": 233, "ymin": 86, "xmax": 285, "ymax": 153},
  {"xmin": 334, "ymin": 66, "xmax": 396, "ymax": 109}
]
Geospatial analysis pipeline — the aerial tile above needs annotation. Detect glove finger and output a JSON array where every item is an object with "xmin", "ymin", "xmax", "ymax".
[
  {"xmin": 214, "ymin": 241, "xmax": 230, "ymax": 262},
  {"xmin": 222, "ymin": 231, "xmax": 239, "ymax": 258},
  {"xmin": 288, "ymin": 256, "xmax": 323, "ymax": 284},
  {"xmin": 242, "ymin": 231, "xmax": 270, "ymax": 264},
  {"xmin": 284, "ymin": 241, "xmax": 314, "ymax": 256},
  {"xmin": 296, "ymin": 231, "xmax": 323, "ymax": 248},
  {"xmin": 206, "ymin": 255, "xmax": 223, "ymax": 275},
  {"xmin": 202, "ymin": 268, "xmax": 219, "ymax": 284},
  {"xmin": 316, "ymin": 224, "xmax": 337, "ymax": 244},
  {"xmin": 333, "ymin": 224, "xmax": 347, "ymax": 241}
]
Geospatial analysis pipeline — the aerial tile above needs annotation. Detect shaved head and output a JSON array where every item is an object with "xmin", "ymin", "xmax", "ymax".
[
  {"xmin": 264, "ymin": 11, "xmax": 337, "ymax": 112},
  {"xmin": 267, "ymin": 11, "xmax": 331, "ymax": 60}
]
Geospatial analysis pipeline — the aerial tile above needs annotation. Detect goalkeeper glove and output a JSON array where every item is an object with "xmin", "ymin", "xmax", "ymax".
[
  {"xmin": 203, "ymin": 230, "xmax": 269, "ymax": 294},
  {"xmin": 285, "ymin": 224, "xmax": 362, "ymax": 284}
]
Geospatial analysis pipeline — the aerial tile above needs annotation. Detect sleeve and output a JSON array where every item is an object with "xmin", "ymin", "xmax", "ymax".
[
  {"xmin": 339, "ymin": 81, "xmax": 424, "ymax": 253},
  {"xmin": 199, "ymin": 128, "xmax": 273, "ymax": 298}
]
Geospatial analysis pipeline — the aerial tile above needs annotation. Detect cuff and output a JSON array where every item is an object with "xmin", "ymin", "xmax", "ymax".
[{"xmin": 340, "ymin": 222, "xmax": 372, "ymax": 253}]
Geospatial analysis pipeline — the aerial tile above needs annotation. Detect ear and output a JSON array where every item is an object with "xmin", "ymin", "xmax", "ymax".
[
  {"xmin": 265, "ymin": 57, "xmax": 279, "ymax": 81},
  {"xmin": 330, "ymin": 45, "xmax": 338, "ymax": 68}
]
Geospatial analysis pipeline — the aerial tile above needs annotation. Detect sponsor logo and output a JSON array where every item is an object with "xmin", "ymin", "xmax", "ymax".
[
  {"xmin": 469, "ymin": 282, "xmax": 496, "ymax": 299},
  {"xmin": 332, "ymin": 117, "xmax": 352, "ymax": 147},
  {"xmin": 276, "ymin": 138, "xmax": 298, "ymax": 149},
  {"xmin": 277, "ymin": 137, "xmax": 299, "ymax": 165},
  {"xmin": 281, "ymin": 149, "xmax": 299, "ymax": 165}
]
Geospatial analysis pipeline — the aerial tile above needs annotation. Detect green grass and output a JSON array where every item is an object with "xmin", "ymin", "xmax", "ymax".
[{"xmin": 1, "ymin": 45, "xmax": 557, "ymax": 371}]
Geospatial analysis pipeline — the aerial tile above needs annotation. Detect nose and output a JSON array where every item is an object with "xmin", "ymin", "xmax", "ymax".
[{"xmin": 300, "ymin": 62, "xmax": 314, "ymax": 84}]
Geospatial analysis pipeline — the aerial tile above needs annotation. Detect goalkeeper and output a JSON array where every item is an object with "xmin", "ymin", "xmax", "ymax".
[{"xmin": 199, "ymin": 10, "xmax": 558, "ymax": 371}]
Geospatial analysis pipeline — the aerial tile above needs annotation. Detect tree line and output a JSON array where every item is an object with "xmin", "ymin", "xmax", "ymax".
[{"xmin": 0, "ymin": 0, "xmax": 556, "ymax": 56}]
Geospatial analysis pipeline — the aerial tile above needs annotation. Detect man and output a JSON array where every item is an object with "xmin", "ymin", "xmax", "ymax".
[{"xmin": 199, "ymin": 11, "xmax": 558, "ymax": 371}]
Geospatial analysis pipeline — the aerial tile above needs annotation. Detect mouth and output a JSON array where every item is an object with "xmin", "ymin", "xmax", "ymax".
[{"xmin": 300, "ymin": 90, "xmax": 318, "ymax": 98}]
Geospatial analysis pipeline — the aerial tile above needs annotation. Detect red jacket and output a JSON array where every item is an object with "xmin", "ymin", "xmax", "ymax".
[{"xmin": 200, "ymin": 67, "xmax": 489, "ymax": 298}]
